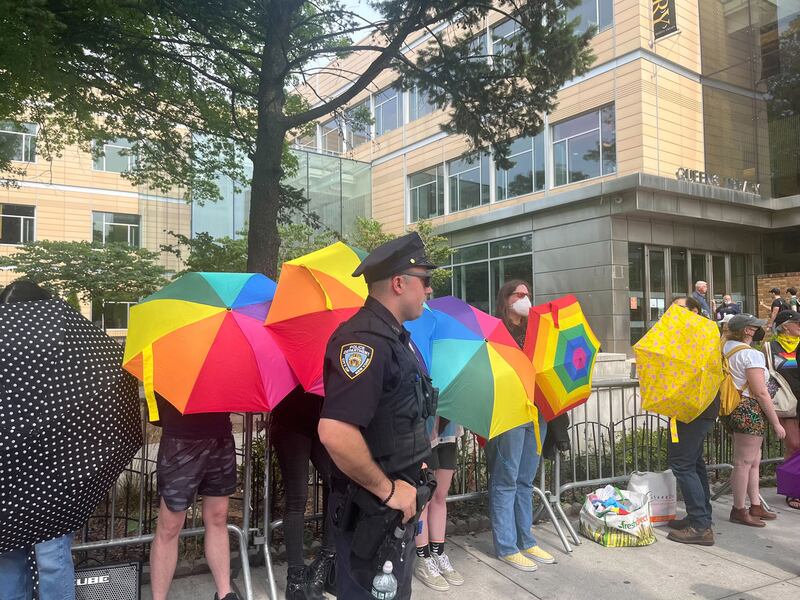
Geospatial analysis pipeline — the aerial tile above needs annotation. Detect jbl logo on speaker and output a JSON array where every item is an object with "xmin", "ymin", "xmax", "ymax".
[{"xmin": 74, "ymin": 562, "xmax": 140, "ymax": 600}]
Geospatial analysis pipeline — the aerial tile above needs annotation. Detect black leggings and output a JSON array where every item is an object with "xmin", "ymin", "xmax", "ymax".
[{"xmin": 271, "ymin": 411, "xmax": 334, "ymax": 568}]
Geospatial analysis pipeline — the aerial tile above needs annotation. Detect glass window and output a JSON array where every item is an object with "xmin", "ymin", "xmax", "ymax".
[
  {"xmin": 670, "ymin": 248, "xmax": 689, "ymax": 298},
  {"xmin": 0, "ymin": 204, "xmax": 35, "ymax": 245},
  {"xmin": 490, "ymin": 234, "xmax": 532, "ymax": 258},
  {"xmin": 496, "ymin": 134, "xmax": 545, "ymax": 200},
  {"xmin": 409, "ymin": 165, "xmax": 444, "ymax": 222},
  {"xmin": 92, "ymin": 212, "xmax": 140, "ymax": 247},
  {"xmin": 295, "ymin": 130, "xmax": 317, "ymax": 151},
  {"xmin": 712, "ymin": 254, "xmax": 726, "ymax": 308},
  {"xmin": 453, "ymin": 243, "xmax": 488, "ymax": 264},
  {"xmin": 447, "ymin": 152, "xmax": 490, "ymax": 212},
  {"xmin": 690, "ymin": 251, "xmax": 707, "ymax": 287},
  {"xmin": 432, "ymin": 267, "xmax": 452, "ymax": 298},
  {"xmin": 491, "ymin": 254, "xmax": 533, "ymax": 311},
  {"xmin": 467, "ymin": 33, "xmax": 487, "ymax": 62},
  {"xmin": 92, "ymin": 300, "xmax": 136, "ymax": 330},
  {"xmin": 320, "ymin": 120, "xmax": 342, "ymax": 154},
  {"xmin": 374, "ymin": 85, "xmax": 400, "ymax": 136},
  {"xmin": 0, "ymin": 122, "xmax": 37, "ymax": 162},
  {"xmin": 491, "ymin": 18, "xmax": 525, "ymax": 57},
  {"xmin": 730, "ymin": 254, "xmax": 746, "ymax": 312},
  {"xmin": 552, "ymin": 105, "xmax": 615, "ymax": 186},
  {"xmin": 93, "ymin": 139, "xmax": 135, "ymax": 173},
  {"xmin": 649, "ymin": 248, "xmax": 667, "ymax": 323},
  {"xmin": 408, "ymin": 85, "xmax": 437, "ymax": 121},
  {"xmin": 567, "ymin": 0, "xmax": 614, "ymax": 36},
  {"xmin": 345, "ymin": 101, "xmax": 371, "ymax": 149},
  {"xmin": 629, "ymin": 243, "xmax": 645, "ymax": 345},
  {"xmin": 453, "ymin": 261, "xmax": 490, "ymax": 313}
]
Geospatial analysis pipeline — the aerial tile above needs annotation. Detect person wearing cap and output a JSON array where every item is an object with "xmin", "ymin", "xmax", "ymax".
[
  {"xmin": 763, "ymin": 310, "xmax": 800, "ymax": 509},
  {"xmin": 722, "ymin": 314, "xmax": 786, "ymax": 527},
  {"xmin": 318, "ymin": 232, "xmax": 437, "ymax": 599},
  {"xmin": 761, "ymin": 288, "xmax": 790, "ymax": 330}
]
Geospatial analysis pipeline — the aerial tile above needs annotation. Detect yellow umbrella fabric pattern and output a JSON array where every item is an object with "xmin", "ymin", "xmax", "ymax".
[{"xmin": 634, "ymin": 304, "xmax": 723, "ymax": 428}]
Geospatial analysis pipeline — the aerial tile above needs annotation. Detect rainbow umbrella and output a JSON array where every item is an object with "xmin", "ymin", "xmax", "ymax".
[
  {"xmin": 523, "ymin": 295, "xmax": 600, "ymax": 420},
  {"xmin": 123, "ymin": 272, "xmax": 298, "ymax": 417},
  {"xmin": 265, "ymin": 242, "xmax": 368, "ymax": 395},
  {"xmin": 406, "ymin": 296, "xmax": 539, "ymax": 441},
  {"xmin": 523, "ymin": 296, "xmax": 600, "ymax": 421}
]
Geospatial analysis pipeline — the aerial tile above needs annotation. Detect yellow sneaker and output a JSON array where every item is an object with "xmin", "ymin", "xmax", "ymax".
[
  {"xmin": 498, "ymin": 552, "xmax": 538, "ymax": 571},
  {"xmin": 522, "ymin": 545, "xmax": 556, "ymax": 564}
]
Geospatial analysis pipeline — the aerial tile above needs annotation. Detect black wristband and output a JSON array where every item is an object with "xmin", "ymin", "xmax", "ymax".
[{"xmin": 382, "ymin": 479, "xmax": 396, "ymax": 505}]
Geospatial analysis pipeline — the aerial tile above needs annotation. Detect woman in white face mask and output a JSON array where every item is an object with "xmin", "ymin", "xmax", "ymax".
[{"xmin": 485, "ymin": 281, "xmax": 553, "ymax": 572}]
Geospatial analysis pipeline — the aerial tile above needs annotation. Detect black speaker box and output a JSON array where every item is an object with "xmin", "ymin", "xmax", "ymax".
[{"xmin": 74, "ymin": 561, "xmax": 141, "ymax": 600}]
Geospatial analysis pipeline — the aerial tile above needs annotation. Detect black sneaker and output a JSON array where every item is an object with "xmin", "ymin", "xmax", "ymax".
[{"xmin": 214, "ymin": 593, "xmax": 240, "ymax": 600}]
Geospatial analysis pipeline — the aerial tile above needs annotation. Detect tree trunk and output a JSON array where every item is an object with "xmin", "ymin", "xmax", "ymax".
[{"xmin": 246, "ymin": 124, "xmax": 284, "ymax": 278}]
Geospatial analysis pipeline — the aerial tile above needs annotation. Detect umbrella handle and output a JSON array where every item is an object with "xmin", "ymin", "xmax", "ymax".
[{"xmin": 143, "ymin": 345, "xmax": 159, "ymax": 421}]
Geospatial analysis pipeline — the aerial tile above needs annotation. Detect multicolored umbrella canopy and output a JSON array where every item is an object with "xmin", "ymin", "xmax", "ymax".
[
  {"xmin": 523, "ymin": 295, "xmax": 601, "ymax": 420},
  {"xmin": 634, "ymin": 304, "xmax": 723, "ymax": 424},
  {"xmin": 406, "ymin": 296, "xmax": 539, "ymax": 440},
  {"xmin": 123, "ymin": 272, "xmax": 298, "ymax": 416},
  {"xmin": 265, "ymin": 242, "xmax": 368, "ymax": 395}
]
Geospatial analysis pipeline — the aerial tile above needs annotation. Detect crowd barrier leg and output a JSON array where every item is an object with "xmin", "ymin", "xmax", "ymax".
[{"xmin": 260, "ymin": 417, "xmax": 279, "ymax": 600}]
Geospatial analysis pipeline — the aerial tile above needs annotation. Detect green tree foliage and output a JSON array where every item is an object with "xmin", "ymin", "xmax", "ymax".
[
  {"xmin": 0, "ymin": 0, "xmax": 592, "ymax": 276},
  {"xmin": 0, "ymin": 240, "xmax": 166, "ymax": 304},
  {"xmin": 161, "ymin": 231, "xmax": 249, "ymax": 275},
  {"xmin": 349, "ymin": 217, "xmax": 453, "ymax": 289}
]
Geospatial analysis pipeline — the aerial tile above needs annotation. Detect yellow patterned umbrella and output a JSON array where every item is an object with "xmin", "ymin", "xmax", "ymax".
[{"xmin": 633, "ymin": 305, "xmax": 723, "ymax": 438}]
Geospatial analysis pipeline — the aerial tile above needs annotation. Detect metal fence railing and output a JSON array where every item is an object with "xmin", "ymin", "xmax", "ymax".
[{"xmin": 73, "ymin": 379, "xmax": 787, "ymax": 598}]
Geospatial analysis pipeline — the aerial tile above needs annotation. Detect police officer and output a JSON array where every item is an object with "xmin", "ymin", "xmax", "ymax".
[{"xmin": 318, "ymin": 232, "xmax": 437, "ymax": 599}]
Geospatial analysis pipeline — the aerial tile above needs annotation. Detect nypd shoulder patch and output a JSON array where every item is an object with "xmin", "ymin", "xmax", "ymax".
[{"xmin": 339, "ymin": 342, "xmax": 374, "ymax": 380}]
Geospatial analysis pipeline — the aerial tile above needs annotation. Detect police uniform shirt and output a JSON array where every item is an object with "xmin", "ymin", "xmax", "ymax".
[{"xmin": 321, "ymin": 296, "xmax": 411, "ymax": 430}]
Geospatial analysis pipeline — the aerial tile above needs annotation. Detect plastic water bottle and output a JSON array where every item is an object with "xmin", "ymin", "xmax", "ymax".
[{"xmin": 371, "ymin": 560, "xmax": 398, "ymax": 599}]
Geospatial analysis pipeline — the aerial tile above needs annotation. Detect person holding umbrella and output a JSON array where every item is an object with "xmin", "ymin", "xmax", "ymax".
[
  {"xmin": 149, "ymin": 394, "xmax": 239, "ymax": 600},
  {"xmin": 486, "ymin": 280, "xmax": 551, "ymax": 572},
  {"xmin": 0, "ymin": 281, "xmax": 77, "ymax": 600}
]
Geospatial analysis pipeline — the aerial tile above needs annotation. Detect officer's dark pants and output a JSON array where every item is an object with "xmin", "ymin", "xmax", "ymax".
[{"xmin": 330, "ymin": 490, "xmax": 415, "ymax": 599}]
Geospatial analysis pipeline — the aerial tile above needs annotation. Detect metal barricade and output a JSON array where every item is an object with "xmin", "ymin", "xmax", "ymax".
[
  {"xmin": 71, "ymin": 408, "xmax": 256, "ymax": 600},
  {"xmin": 555, "ymin": 379, "xmax": 786, "ymax": 510}
]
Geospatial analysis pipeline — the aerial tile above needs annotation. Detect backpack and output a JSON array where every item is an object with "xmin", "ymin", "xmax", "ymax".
[{"xmin": 719, "ymin": 343, "xmax": 751, "ymax": 416}]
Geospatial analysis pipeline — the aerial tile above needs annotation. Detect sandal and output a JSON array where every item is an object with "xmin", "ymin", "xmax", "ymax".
[{"xmin": 786, "ymin": 497, "xmax": 800, "ymax": 510}]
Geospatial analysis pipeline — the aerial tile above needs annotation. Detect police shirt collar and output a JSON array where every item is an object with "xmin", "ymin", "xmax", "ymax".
[{"xmin": 364, "ymin": 296, "xmax": 408, "ymax": 341}]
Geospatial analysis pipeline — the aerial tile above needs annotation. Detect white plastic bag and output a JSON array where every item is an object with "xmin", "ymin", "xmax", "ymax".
[{"xmin": 627, "ymin": 470, "xmax": 677, "ymax": 527}]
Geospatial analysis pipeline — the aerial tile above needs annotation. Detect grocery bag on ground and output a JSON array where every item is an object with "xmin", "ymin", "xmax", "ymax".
[
  {"xmin": 627, "ymin": 470, "xmax": 677, "ymax": 526},
  {"xmin": 579, "ymin": 485, "xmax": 656, "ymax": 547},
  {"xmin": 777, "ymin": 452, "xmax": 800, "ymax": 498}
]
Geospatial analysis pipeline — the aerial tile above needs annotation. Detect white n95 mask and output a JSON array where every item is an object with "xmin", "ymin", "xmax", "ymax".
[{"xmin": 511, "ymin": 295, "xmax": 532, "ymax": 317}]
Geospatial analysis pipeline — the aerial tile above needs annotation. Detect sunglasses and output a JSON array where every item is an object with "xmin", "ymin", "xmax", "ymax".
[
  {"xmin": 510, "ymin": 291, "xmax": 531, "ymax": 300},
  {"xmin": 401, "ymin": 271, "xmax": 432, "ymax": 288}
]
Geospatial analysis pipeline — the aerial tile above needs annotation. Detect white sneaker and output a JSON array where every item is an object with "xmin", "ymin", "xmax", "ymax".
[
  {"xmin": 433, "ymin": 552, "xmax": 464, "ymax": 586},
  {"xmin": 414, "ymin": 555, "xmax": 450, "ymax": 591}
]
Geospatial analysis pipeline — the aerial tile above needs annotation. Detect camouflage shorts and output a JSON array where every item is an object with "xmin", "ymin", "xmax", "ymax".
[{"xmin": 157, "ymin": 435, "xmax": 237, "ymax": 512}]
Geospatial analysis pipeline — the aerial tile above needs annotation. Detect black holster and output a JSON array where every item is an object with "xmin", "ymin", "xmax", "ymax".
[{"xmin": 343, "ymin": 469, "xmax": 437, "ymax": 566}]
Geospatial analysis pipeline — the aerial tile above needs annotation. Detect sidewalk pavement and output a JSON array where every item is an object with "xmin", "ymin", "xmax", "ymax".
[{"xmin": 143, "ymin": 487, "xmax": 800, "ymax": 600}]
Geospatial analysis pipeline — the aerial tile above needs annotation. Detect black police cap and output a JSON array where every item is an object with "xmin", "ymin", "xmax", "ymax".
[{"xmin": 352, "ymin": 232, "xmax": 437, "ymax": 284}]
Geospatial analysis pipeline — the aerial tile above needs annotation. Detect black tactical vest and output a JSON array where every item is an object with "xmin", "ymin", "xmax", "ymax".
[{"xmin": 355, "ymin": 323, "xmax": 436, "ymax": 479}]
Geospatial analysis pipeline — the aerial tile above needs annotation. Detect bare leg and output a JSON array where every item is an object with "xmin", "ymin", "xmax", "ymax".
[
  {"xmin": 731, "ymin": 433, "xmax": 762, "ymax": 509},
  {"xmin": 428, "ymin": 469, "xmax": 454, "ymax": 544},
  {"xmin": 203, "ymin": 495, "xmax": 232, "ymax": 598},
  {"xmin": 747, "ymin": 446, "xmax": 763, "ymax": 506},
  {"xmin": 150, "ymin": 499, "xmax": 187, "ymax": 600}
]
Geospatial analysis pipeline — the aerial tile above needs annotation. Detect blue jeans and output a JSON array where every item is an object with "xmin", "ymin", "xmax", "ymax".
[
  {"xmin": 486, "ymin": 420, "xmax": 548, "ymax": 557},
  {"xmin": 0, "ymin": 534, "xmax": 75, "ymax": 600},
  {"xmin": 668, "ymin": 418, "xmax": 715, "ymax": 530}
]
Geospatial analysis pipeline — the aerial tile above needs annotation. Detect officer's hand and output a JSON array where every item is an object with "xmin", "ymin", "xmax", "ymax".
[{"xmin": 386, "ymin": 479, "xmax": 417, "ymax": 523}]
